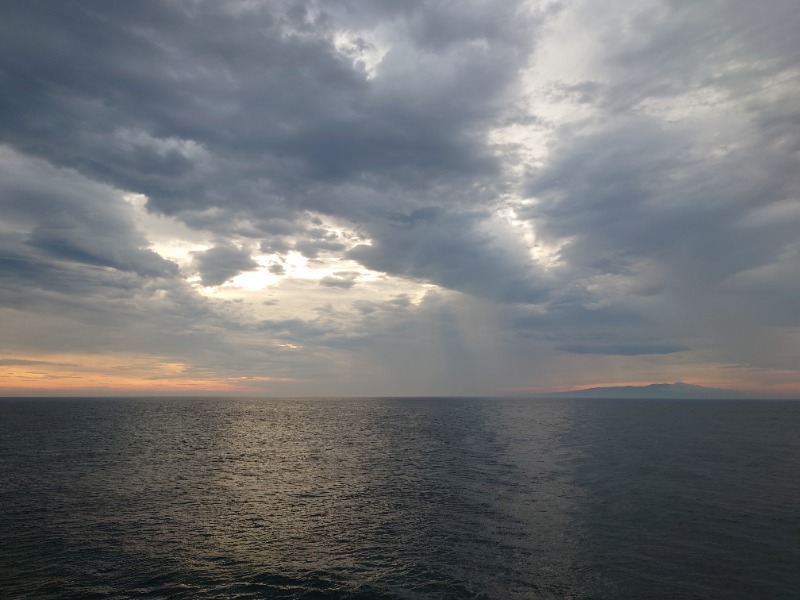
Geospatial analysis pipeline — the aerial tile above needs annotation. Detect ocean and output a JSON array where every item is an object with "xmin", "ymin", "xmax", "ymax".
[{"xmin": 1, "ymin": 397, "xmax": 798, "ymax": 599}]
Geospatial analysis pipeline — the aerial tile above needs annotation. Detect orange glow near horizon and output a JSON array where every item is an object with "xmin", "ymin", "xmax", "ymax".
[
  {"xmin": 0, "ymin": 352, "xmax": 297, "ymax": 396},
  {"xmin": 2, "ymin": 352, "xmax": 798, "ymax": 397}
]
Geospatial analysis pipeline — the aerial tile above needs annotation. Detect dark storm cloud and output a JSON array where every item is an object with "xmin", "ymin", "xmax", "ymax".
[
  {"xmin": 0, "ymin": 0, "xmax": 506, "ymax": 199},
  {"xmin": 319, "ymin": 272, "xmax": 359, "ymax": 289},
  {"xmin": 531, "ymin": 120, "xmax": 726, "ymax": 271},
  {"xmin": 595, "ymin": 1, "xmax": 800, "ymax": 115},
  {"xmin": 0, "ymin": 146, "xmax": 177, "ymax": 287},
  {"xmin": 527, "ymin": 110, "xmax": 799, "ymax": 329},
  {"xmin": 294, "ymin": 236, "xmax": 347, "ymax": 259},
  {"xmin": 556, "ymin": 343, "xmax": 687, "ymax": 356},
  {"xmin": 0, "ymin": 147, "xmax": 298, "ymax": 374},
  {"xmin": 0, "ymin": 237, "xmax": 143, "ymax": 312},
  {"xmin": 257, "ymin": 315, "xmax": 371, "ymax": 351},
  {"xmin": 0, "ymin": 0, "xmax": 547, "ymax": 302},
  {"xmin": 267, "ymin": 263, "xmax": 286, "ymax": 276},
  {"xmin": 193, "ymin": 244, "xmax": 259, "ymax": 287},
  {"xmin": 349, "ymin": 208, "xmax": 548, "ymax": 303},
  {"xmin": 508, "ymin": 0, "xmax": 800, "ymax": 371},
  {"xmin": 508, "ymin": 294, "xmax": 688, "ymax": 357}
]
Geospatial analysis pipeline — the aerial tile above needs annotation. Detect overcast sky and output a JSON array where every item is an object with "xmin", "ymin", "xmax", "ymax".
[{"xmin": 1, "ymin": 0, "xmax": 798, "ymax": 396}]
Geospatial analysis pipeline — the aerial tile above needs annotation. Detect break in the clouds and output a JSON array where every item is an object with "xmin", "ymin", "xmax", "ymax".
[{"xmin": 0, "ymin": 0, "xmax": 798, "ymax": 396}]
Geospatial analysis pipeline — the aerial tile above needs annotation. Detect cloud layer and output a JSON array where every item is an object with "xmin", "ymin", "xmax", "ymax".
[{"xmin": 1, "ymin": 0, "xmax": 798, "ymax": 395}]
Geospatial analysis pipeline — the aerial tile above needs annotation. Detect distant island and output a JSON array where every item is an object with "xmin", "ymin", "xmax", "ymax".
[{"xmin": 536, "ymin": 382, "xmax": 745, "ymax": 399}]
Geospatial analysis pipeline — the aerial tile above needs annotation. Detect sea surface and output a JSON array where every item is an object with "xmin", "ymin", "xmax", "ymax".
[{"xmin": 1, "ymin": 397, "xmax": 798, "ymax": 599}]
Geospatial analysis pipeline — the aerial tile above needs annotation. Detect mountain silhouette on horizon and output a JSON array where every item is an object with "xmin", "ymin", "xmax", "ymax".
[{"xmin": 538, "ymin": 382, "xmax": 745, "ymax": 399}]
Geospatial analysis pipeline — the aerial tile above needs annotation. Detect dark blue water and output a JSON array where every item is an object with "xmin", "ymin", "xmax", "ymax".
[{"xmin": 1, "ymin": 397, "xmax": 798, "ymax": 599}]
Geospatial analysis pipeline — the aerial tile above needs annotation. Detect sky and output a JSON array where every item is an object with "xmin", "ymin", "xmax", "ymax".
[{"xmin": 0, "ymin": 0, "xmax": 798, "ymax": 397}]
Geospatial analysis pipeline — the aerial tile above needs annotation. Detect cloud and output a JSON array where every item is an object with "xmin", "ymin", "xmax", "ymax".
[
  {"xmin": 556, "ymin": 343, "xmax": 687, "ymax": 357},
  {"xmin": 0, "ymin": 0, "xmax": 798, "ymax": 395},
  {"xmin": 193, "ymin": 244, "xmax": 259, "ymax": 287},
  {"xmin": 348, "ymin": 208, "xmax": 549, "ymax": 303},
  {"xmin": 0, "ymin": 0, "xmax": 545, "ymax": 295},
  {"xmin": 0, "ymin": 146, "xmax": 178, "ymax": 278},
  {"xmin": 294, "ymin": 236, "xmax": 347, "ymax": 259},
  {"xmin": 319, "ymin": 272, "xmax": 360, "ymax": 289},
  {"xmin": 0, "ymin": 359, "xmax": 79, "ymax": 367}
]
